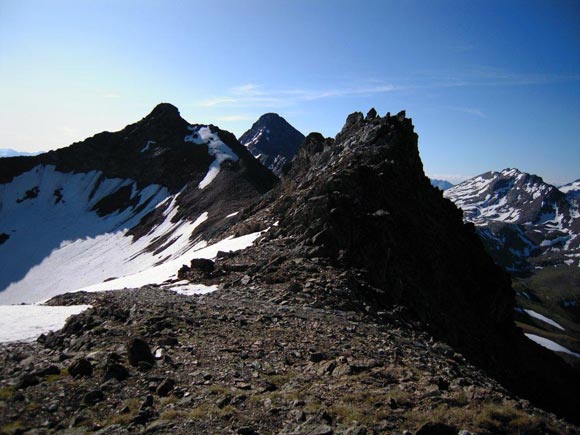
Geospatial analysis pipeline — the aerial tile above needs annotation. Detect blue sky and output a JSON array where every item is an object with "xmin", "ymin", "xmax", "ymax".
[{"xmin": 0, "ymin": 0, "xmax": 578, "ymax": 185}]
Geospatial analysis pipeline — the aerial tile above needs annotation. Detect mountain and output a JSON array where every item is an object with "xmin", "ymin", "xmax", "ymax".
[
  {"xmin": 445, "ymin": 168, "xmax": 580, "ymax": 273},
  {"xmin": 0, "ymin": 148, "xmax": 40, "ymax": 158},
  {"xmin": 239, "ymin": 113, "xmax": 305, "ymax": 176},
  {"xmin": 1, "ymin": 108, "xmax": 580, "ymax": 432},
  {"xmin": 445, "ymin": 168, "xmax": 580, "ymax": 371},
  {"xmin": 429, "ymin": 178, "xmax": 453, "ymax": 190},
  {"xmin": 0, "ymin": 103, "xmax": 277, "ymax": 304},
  {"xmin": 223, "ymin": 110, "xmax": 580, "ymax": 422},
  {"xmin": 561, "ymin": 179, "xmax": 580, "ymax": 200}
]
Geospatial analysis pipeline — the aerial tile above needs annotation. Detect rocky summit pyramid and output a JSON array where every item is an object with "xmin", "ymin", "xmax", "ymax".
[
  {"xmin": 239, "ymin": 113, "xmax": 305, "ymax": 177},
  {"xmin": 1, "ymin": 107, "xmax": 579, "ymax": 434}
]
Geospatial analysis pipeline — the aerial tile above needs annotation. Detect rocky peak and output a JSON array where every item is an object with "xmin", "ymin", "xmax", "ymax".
[
  {"xmin": 430, "ymin": 179, "xmax": 453, "ymax": 190},
  {"xmin": 242, "ymin": 109, "xmax": 580, "ymax": 421},
  {"xmin": 239, "ymin": 112, "xmax": 305, "ymax": 177},
  {"xmin": 446, "ymin": 168, "xmax": 566, "ymax": 226},
  {"xmin": 277, "ymin": 110, "xmax": 511, "ymax": 343},
  {"xmin": 146, "ymin": 102, "xmax": 181, "ymax": 120}
]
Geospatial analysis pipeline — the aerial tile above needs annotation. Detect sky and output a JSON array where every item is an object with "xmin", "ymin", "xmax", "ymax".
[{"xmin": 0, "ymin": 0, "xmax": 579, "ymax": 185}]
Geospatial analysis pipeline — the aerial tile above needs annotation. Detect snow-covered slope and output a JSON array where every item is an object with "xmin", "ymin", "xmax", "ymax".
[
  {"xmin": 445, "ymin": 168, "xmax": 580, "ymax": 272},
  {"xmin": 0, "ymin": 104, "xmax": 277, "ymax": 304}
]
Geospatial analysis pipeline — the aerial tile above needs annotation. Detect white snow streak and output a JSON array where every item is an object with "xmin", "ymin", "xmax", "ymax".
[
  {"xmin": 523, "ymin": 309, "xmax": 565, "ymax": 330},
  {"xmin": 185, "ymin": 126, "xmax": 239, "ymax": 189},
  {"xmin": 525, "ymin": 333, "xmax": 580, "ymax": 357}
]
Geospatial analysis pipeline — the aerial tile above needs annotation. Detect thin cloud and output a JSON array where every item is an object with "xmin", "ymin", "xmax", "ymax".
[
  {"xmin": 444, "ymin": 106, "xmax": 486, "ymax": 118},
  {"xmin": 102, "ymin": 93, "xmax": 121, "ymax": 99},
  {"xmin": 198, "ymin": 83, "xmax": 399, "ymax": 108},
  {"xmin": 232, "ymin": 84, "xmax": 262, "ymax": 95},
  {"xmin": 199, "ymin": 97, "xmax": 239, "ymax": 107},
  {"xmin": 216, "ymin": 115, "xmax": 255, "ymax": 122}
]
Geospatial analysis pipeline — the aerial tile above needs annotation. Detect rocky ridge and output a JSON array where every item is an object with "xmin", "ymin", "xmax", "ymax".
[{"xmin": 1, "ymin": 108, "xmax": 580, "ymax": 433}]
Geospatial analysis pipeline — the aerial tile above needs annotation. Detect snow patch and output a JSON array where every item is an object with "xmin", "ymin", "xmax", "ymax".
[
  {"xmin": 0, "ymin": 304, "xmax": 90, "ymax": 342},
  {"xmin": 185, "ymin": 126, "xmax": 239, "ymax": 189},
  {"xmin": 140, "ymin": 140, "xmax": 156, "ymax": 153},
  {"xmin": 525, "ymin": 333, "xmax": 580, "ymax": 357},
  {"xmin": 77, "ymin": 230, "xmax": 263, "ymax": 293},
  {"xmin": 169, "ymin": 281, "xmax": 218, "ymax": 295},
  {"xmin": 523, "ymin": 309, "xmax": 565, "ymax": 330},
  {"xmin": 0, "ymin": 165, "xmax": 215, "ymax": 304}
]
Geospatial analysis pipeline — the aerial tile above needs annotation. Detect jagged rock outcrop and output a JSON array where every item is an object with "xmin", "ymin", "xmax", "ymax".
[
  {"xmin": 229, "ymin": 109, "xmax": 580, "ymax": 423},
  {"xmin": 239, "ymin": 113, "xmax": 305, "ymax": 177}
]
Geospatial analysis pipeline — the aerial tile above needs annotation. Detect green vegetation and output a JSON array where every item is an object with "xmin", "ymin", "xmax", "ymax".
[
  {"xmin": 0, "ymin": 421, "xmax": 24, "ymax": 434},
  {"xmin": 474, "ymin": 404, "xmax": 549, "ymax": 434},
  {"xmin": 513, "ymin": 265, "xmax": 580, "ymax": 355},
  {"xmin": 0, "ymin": 386, "xmax": 15, "ymax": 401}
]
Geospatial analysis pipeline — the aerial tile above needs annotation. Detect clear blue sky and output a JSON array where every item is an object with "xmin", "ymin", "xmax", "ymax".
[{"xmin": 1, "ymin": 0, "xmax": 579, "ymax": 185}]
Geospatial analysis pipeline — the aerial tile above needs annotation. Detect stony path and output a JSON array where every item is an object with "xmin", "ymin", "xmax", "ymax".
[{"xmin": 1, "ymin": 285, "xmax": 577, "ymax": 434}]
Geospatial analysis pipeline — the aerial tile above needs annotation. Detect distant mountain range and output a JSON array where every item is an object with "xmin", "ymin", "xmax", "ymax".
[
  {"xmin": 444, "ymin": 168, "xmax": 579, "ymax": 274},
  {"xmin": 561, "ymin": 179, "xmax": 580, "ymax": 200},
  {"xmin": 239, "ymin": 113, "xmax": 304, "ymax": 177},
  {"xmin": 0, "ymin": 148, "xmax": 40, "ymax": 158},
  {"xmin": 430, "ymin": 178, "xmax": 454, "ymax": 190}
]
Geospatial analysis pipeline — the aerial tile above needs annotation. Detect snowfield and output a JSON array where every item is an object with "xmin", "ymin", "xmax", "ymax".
[
  {"xmin": 0, "ymin": 304, "xmax": 90, "ymax": 342},
  {"xmin": 0, "ymin": 164, "xmax": 260, "ymax": 304},
  {"xmin": 0, "ymin": 160, "xmax": 266, "ymax": 342},
  {"xmin": 78, "ymin": 230, "xmax": 263, "ymax": 293}
]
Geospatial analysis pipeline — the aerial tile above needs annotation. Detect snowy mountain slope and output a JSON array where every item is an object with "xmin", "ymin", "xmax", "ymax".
[
  {"xmin": 0, "ymin": 104, "xmax": 277, "ymax": 304},
  {"xmin": 239, "ymin": 113, "xmax": 305, "ymax": 176},
  {"xmin": 445, "ymin": 168, "xmax": 580, "ymax": 360},
  {"xmin": 444, "ymin": 168, "xmax": 580, "ymax": 272}
]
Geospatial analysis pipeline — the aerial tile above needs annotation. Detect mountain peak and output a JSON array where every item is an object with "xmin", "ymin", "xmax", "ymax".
[
  {"xmin": 239, "ymin": 113, "xmax": 305, "ymax": 177},
  {"xmin": 146, "ymin": 102, "xmax": 181, "ymax": 120},
  {"xmin": 257, "ymin": 112, "xmax": 284, "ymax": 122}
]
